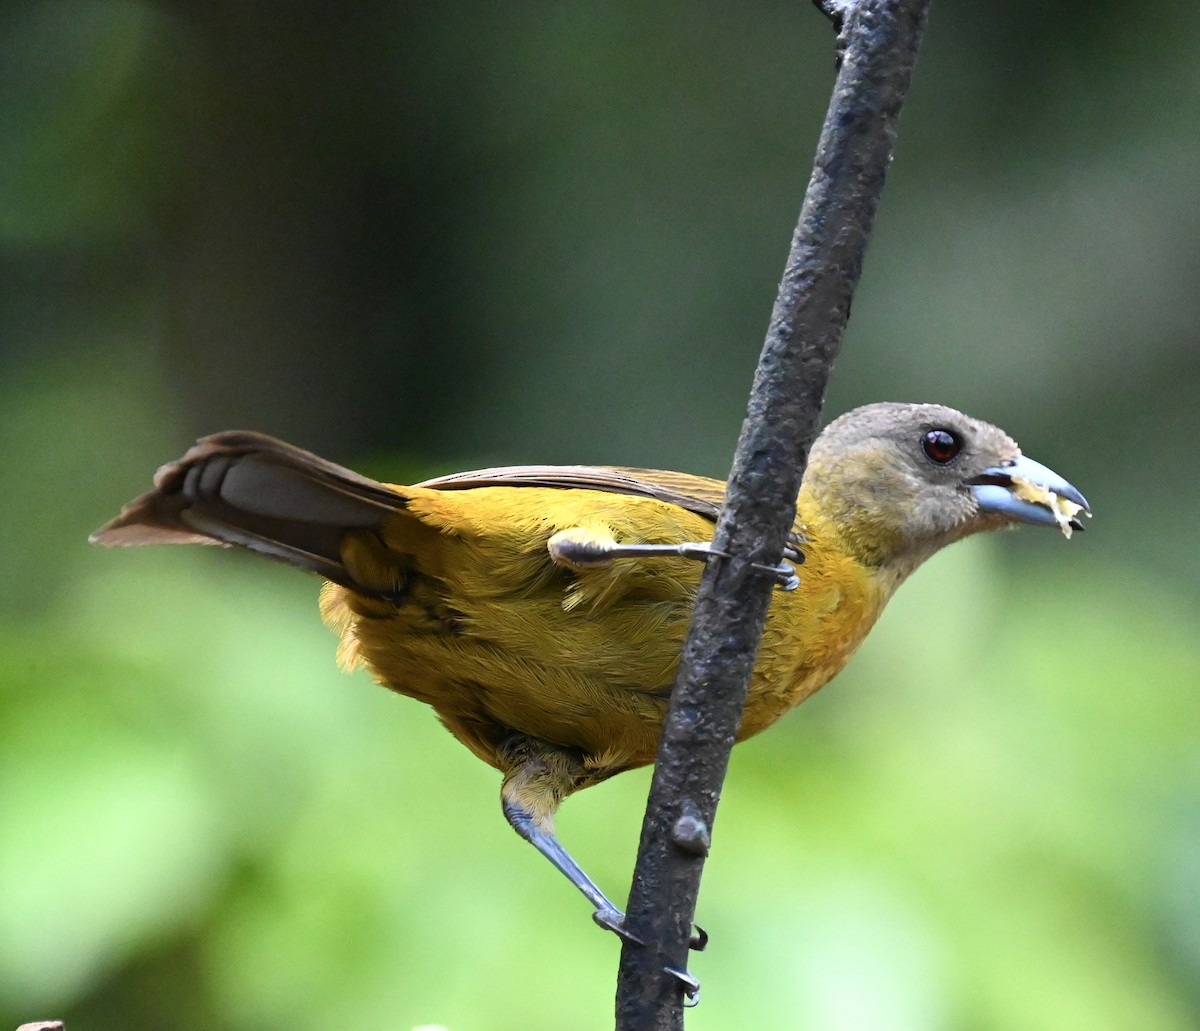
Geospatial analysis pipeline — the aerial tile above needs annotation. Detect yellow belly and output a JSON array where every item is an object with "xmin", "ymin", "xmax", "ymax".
[{"xmin": 318, "ymin": 485, "xmax": 890, "ymax": 778}]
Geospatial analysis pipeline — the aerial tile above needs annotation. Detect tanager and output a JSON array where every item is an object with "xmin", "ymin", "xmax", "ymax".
[{"xmin": 92, "ymin": 402, "xmax": 1088, "ymax": 937}]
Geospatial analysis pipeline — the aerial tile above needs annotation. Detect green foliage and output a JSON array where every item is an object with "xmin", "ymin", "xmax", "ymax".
[{"xmin": 2, "ymin": 2, "xmax": 1197, "ymax": 1028}]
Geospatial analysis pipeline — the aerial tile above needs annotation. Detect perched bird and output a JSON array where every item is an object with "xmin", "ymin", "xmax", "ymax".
[{"xmin": 91, "ymin": 402, "xmax": 1088, "ymax": 937}]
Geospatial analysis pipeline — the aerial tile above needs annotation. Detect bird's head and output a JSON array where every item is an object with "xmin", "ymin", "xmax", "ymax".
[{"xmin": 798, "ymin": 402, "xmax": 1089, "ymax": 581}]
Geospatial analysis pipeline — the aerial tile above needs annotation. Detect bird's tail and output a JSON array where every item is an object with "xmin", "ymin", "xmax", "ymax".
[{"xmin": 90, "ymin": 431, "xmax": 411, "ymax": 592}]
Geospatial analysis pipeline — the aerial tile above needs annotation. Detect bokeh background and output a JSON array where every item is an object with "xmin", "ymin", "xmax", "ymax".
[{"xmin": 2, "ymin": 2, "xmax": 1197, "ymax": 1029}]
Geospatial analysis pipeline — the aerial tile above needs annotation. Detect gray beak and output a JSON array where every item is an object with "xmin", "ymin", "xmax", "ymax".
[{"xmin": 968, "ymin": 455, "xmax": 1091, "ymax": 531}]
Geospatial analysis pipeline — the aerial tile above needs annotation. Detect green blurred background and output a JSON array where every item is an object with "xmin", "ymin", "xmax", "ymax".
[{"xmin": 2, "ymin": 2, "xmax": 1197, "ymax": 1029}]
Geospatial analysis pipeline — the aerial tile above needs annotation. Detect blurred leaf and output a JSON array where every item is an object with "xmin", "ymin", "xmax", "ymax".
[{"xmin": 0, "ymin": 1, "xmax": 179, "ymax": 245}]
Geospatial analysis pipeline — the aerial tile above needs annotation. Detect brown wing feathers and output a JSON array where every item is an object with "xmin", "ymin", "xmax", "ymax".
[{"xmin": 418, "ymin": 465, "xmax": 725, "ymax": 523}]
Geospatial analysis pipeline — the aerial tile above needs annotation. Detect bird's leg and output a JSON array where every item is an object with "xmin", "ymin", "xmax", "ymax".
[
  {"xmin": 498, "ymin": 737, "xmax": 634, "ymax": 940},
  {"xmin": 498, "ymin": 736, "xmax": 708, "ymax": 957},
  {"xmin": 548, "ymin": 527, "xmax": 801, "ymax": 590}
]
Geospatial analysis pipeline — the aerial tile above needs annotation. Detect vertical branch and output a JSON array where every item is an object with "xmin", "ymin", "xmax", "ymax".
[{"xmin": 614, "ymin": 1, "xmax": 933, "ymax": 1028}]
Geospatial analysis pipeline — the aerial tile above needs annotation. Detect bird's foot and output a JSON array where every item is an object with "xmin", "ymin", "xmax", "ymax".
[
  {"xmin": 681, "ymin": 544, "xmax": 799, "ymax": 590},
  {"xmin": 592, "ymin": 906, "xmax": 643, "ymax": 945},
  {"xmin": 549, "ymin": 531, "xmax": 799, "ymax": 589},
  {"xmin": 760, "ymin": 561, "xmax": 800, "ymax": 591},
  {"xmin": 665, "ymin": 966, "xmax": 702, "ymax": 1007},
  {"xmin": 595, "ymin": 907, "xmax": 705, "ymax": 955},
  {"xmin": 594, "ymin": 906, "xmax": 704, "ymax": 1005},
  {"xmin": 592, "ymin": 908, "xmax": 708, "ymax": 953}
]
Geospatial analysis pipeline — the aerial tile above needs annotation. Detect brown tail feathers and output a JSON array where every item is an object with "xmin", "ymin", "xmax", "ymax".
[{"xmin": 90, "ymin": 432, "xmax": 408, "ymax": 591}]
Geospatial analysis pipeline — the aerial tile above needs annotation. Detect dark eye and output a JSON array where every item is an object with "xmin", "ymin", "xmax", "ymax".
[{"xmin": 921, "ymin": 428, "xmax": 962, "ymax": 464}]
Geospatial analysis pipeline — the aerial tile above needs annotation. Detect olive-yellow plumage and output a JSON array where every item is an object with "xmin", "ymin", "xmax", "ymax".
[
  {"xmin": 317, "ymin": 484, "xmax": 885, "ymax": 772},
  {"xmin": 91, "ymin": 401, "xmax": 1088, "ymax": 934}
]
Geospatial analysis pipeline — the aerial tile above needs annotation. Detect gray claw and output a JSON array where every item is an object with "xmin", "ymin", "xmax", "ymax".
[
  {"xmin": 752, "ymin": 560, "xmax": 799, "ymax": 590},
  {"xmin": 593, "ymin": 907, "xmax": 644, "ymax": 946},
  {"xmin": 664, "ymin": 966, "xmax": 701, "ymax": 1006}
]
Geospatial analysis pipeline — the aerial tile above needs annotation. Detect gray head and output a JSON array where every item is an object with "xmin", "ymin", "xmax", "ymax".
[{"xmin": 800, "ymin": 402, "xmax": 1088, "ymax": 577}]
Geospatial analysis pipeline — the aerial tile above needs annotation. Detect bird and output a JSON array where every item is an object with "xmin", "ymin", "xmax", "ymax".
[{"xmin": 91, "ymin": 401, "xmax": 1088, "ymax": 940}]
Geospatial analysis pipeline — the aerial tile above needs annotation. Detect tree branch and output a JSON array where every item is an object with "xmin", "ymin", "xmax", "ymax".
[{"xmin": 613, "ymin": 1, "xmax": 933, "ymax": 1027}]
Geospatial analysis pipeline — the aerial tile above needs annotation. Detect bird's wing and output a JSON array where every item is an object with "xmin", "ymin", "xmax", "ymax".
[{"xmin": 417, "ymin": 465, "xmax": 727, "ymax": 523}]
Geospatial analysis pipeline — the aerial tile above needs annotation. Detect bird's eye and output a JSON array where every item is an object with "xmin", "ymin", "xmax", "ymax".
[{"xmin": 921, "ymin": 428, "xmax": 962, "ymax": 464}]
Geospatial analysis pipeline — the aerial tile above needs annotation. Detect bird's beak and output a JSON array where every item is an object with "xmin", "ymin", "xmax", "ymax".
[{"xmin": 968, "ymin": 455, "xmax": 1091, "ymax": 536}]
